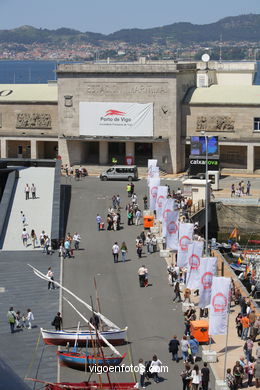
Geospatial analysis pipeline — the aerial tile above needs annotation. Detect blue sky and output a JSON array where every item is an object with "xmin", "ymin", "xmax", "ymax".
[{"xmin": 1, "ymin": 0, "xmax": 259, "ymax": 34}]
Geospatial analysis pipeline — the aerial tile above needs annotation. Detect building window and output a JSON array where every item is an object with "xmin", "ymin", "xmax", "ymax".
[{"xmin": 254, "ymin": 118, "xmax": 260, "ymax": 131}]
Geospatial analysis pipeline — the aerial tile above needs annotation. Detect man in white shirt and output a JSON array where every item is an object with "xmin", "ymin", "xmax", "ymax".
[
  {"xmin": 73, "ymin": 232, "xmax": 81, "ymax": 250},
  {"xmin": 25, "ymin": 184, "xmax": 30, "ymax": 200},
  {"xmin": 135, "ymin": 209, "xmax": 141, "ymax": 225},
  {"xmin": 112, "ymin": 242, "xmax": 119, "ymax": 263}
]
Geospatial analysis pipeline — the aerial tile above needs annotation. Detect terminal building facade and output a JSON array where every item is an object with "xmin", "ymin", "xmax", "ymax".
[{"xmin": 0, "ymin": 59, "xmax": 260, "ymax": 173}]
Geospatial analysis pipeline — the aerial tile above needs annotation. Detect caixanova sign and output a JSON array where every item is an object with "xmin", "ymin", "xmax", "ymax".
[{"xmin": 80, "ymin": 102, "xmax": 153, "ymax": 137}]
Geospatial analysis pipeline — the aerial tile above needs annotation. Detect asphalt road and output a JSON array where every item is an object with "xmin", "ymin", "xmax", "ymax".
[{"xmin": 60, "ymin": 176, "xmax": 215, "ymax": 389}]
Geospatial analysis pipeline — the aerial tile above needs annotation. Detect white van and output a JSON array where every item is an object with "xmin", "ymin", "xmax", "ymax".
[{"xmin": 100, "ymin": 165, "xmax": 138, "ymax": 181}]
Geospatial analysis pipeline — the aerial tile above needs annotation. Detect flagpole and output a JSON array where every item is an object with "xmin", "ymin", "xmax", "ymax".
[{"xmin": 223, "ymin": 286, "xmax": 231, "ymax": 381}]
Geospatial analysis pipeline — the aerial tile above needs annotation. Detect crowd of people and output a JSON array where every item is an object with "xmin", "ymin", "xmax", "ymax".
[
  {"xmin": 231, "ymin": 181, "xmax": 251, "ymax": 197},
  {"xmin": 7, "ymin": 307, "xmax": 34, "ymax": 333}
]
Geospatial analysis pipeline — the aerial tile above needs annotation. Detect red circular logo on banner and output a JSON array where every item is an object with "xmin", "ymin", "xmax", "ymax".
[
  {"xmin": 179, "ymin": 235, "xmax": 191, "ymax": 251},
  {"xmin": 157, "ymin": 195, "xmax": 165, "ymax": 208},
  {"xmin": 189, "ymin": 254, "xmax": 200, "ymax": 270},
  {"xmin": 167, "ymin": 221, "xmax": 178, "ymax": 235},
  {"xmin": 212, "ymin": 292, "xmax": 228, "ymax": 313},
  {"xmin": 201, "ymin": 272, "xmax": 213, "ymax": 289},
  {"xmin": 151, "ymin": 186, "xmax": 158, "ymax": 198}
]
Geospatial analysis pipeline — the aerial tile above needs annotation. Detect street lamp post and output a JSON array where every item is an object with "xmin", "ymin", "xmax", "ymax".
[{"xmin": 201, "ymin": 131, "xmax": 209, "ymax": 256}]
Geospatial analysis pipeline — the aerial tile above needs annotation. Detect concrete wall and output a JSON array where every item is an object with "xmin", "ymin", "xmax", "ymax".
[{"xmin": 0, "ymin": 103, "xmax": 58, "ymax": 136}]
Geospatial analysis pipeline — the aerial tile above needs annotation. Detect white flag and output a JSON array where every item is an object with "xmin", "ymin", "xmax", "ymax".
[
  {"xmin": 162, "ymin": 198, "xmax": 175, "ymax": 237},
  {"xmin": 199, "ymin": 257, "xmax": 217, "ymax": 308},
  {"xmin": 147, "ymin": 159, "xmax": 158, "ymax": 182},
  {"xmin": 155, "ymin": 186, "xmax": 168, "ymax": 222},
  {"xmin": 209, "ymin": 277, "xmax": 231, "ymax": 335},
  {"xmin": 177, "ymin": 223, "xmax": 194, "ymax": 267},
  {"xmin": 165, "ymin": 210, "xmax": 179, "ymax": 250},
  {"xmin": 149, "ymin": 177, "xmax": 160, "ymax": 211},
  {"xmin": 186, "ymin": 241, "xmax": 204, "ymax": 290}
]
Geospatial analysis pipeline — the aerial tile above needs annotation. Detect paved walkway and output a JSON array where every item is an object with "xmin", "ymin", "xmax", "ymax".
[{"xmin": 3, "ymin": 167, "xmax": 55, "ymax": 251}]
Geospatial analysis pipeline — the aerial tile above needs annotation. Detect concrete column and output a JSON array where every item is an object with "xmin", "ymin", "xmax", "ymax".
[
  {"xmin": 58, "ymin": 138, "xmax": 70, "ymax": 166},
  {"xmin": 99, "ymin": 141, "xmax": 109, "ymax": 164},
  {"xmin": 247, "ymin": 144, "xmax": 254, "ymax": 173},
  {"xmin": 125, "ymin": 141, "xmax": 135, "ymax": 158},
  {"xmin": 30, "ymin": 139, "xmax": 37, "ymax": 159},
  {"xmin": 1, "ymin": 138, "xmax": 7, "ymax": 158}
]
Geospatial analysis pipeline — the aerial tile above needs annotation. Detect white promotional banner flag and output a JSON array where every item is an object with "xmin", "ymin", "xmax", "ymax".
[
  {"xmin": 209, "ymin": 276, "xmax": 231, "ymax": 336},
  {"xmin": 147, "ymin": 167, "xmax": 160, "ymax": 183},
  {"xmin": 177, "ymin": 223, "xmax": 194, "ymax": 267},
  {"xmin": 162, "ymin": 198, "xmax": 175, "ymax": 237},
  {"xmin": 165, "ymin": 210, "xmax": 179, "ymax": 250},
  {"xmin": 155, "ymin": 186, "xmax": 168, "ymax": 222},
  {"xmin": 147, "ymin": 159, "xmax": 158, "ymax": 181},
  {"xmin": 186, "ymin": 241, "xmax": 204, "ymax": 290},
  {"xmin": 149, "ymin": 177, "xmax": 160, "ymax": 211},
  {"xmin": 199, "ymin": 257, "xmax": 217, "ymax": 308}
]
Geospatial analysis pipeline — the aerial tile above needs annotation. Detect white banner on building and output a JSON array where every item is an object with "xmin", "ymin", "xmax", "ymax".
[
  {"xmin": 186, "ymin": 241, "xmax": 204, "ymax": 290},
  {"xmin": 165, "ymin": 210, "xmax": 179, "ymax": 250},
  {"xmin": 149, "ymin": 177, "xmax": 160, "ymax": 211},
  {"xmin": 155, "ymin": 186, "xmax": 168, "ymax": 222},
  {"xmin": 162, "ymin": 198, "xmax": 175, "ymax": 237},
  {"xmin": 177, "ymin": 223, "xmax": 194, "ymax": 267},
  {"xmin": 199, "ymin": 257, "xmax": 217, "ymax": 308},
  {"xmin": 80, "ymin": 102, "xmax": 153, "ymax": 137},
  {"xmin": 209, "ymin": 277, "xmax": 231, "ymax": 336}
]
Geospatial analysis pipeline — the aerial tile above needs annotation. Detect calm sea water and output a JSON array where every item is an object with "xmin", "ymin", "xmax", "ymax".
[{"xmin": 0, "ymin": 60, "xmax": 259, "ymax": 84}]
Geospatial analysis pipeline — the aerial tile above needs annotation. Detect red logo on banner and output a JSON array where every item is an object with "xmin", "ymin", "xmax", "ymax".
[
  {"xmin": 201, "ymin": 272, "xmax": 213, "ymax": 289},
  {"xmin": 189, "ymin": 254, "xmax": 200, "ymax": 270},
  {"xmin": 151, "ymin": 186, "xmax": 158, "ymax": 198},
  {"xmin": 212, "ymin": 292, "xmax": 228, "ymax": 313},
  {"xmin": 105, "ymin": 109, "xmax": 126, "ymax": 116},
  {"xmin": 157, "ymin": 195, "xmax": 165, "ymax": 208},
  {"xmin": 167, "ymin": 221, "xmax": 178, "ymax": 235},
  {"xmin": 179, "ymin": 235, "xmax": 191, "ymax": 251}
]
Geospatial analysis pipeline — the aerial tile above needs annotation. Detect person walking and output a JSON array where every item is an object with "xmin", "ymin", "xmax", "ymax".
[
  {"xmin": 233, "ymin": 361, "xmax": 244, "ymax": 389},
  {"xmin": 31, "ymin": 183, "xmax": 36, "ymax": 199},
  {"xmin": 112, "ymin": 242, "xmax": 119, "ymax": 263},
  {"xmin": 246, "ymin": 181, "xmax": 251, "ymax": 196},
  {"xmin": 138, "ymin": 359, "xmax": 146, "ymax": 389},
  {"xmin": 226, "ymin": 368, "xmax": 236, "ymax": 390},
  {"xmin": 46, "ymin": 267, "xmax": 55, "ymax": 290},
  {"xmin": 96, "ymin": 214, "xmax": 102, "ymax": 231},
  {"xmin": 31, "ymin": 229, "xmax": 37, "ymax": 248},
  {"xmin": 73, "ymin": 232, "xmax": 81, "ymax": 250},
  {"xmin": 138, "ymin": 265, "xmax": 148, "ymax": 288},
  {"xmin": 168, "ymin": 335, "xmax": 180, "ymax": 362},
  {"xmin": 135, "ymin": 209, "xmax": 141, "ymax": 225},
  {"xmin": 43, "ymin": 235, "xmax": 51, "ymax": 255},
  {"xmin": 241, "ymin": 314, "xmax": 250, "ymax": 340},
  {"xmin": 201, "ymin": 362, "xmax": 210, "ymax": 390},
  {"xmin": 149, "ymin": 355, "xmax": 162, "ymax": 383},
  {"xmin": 26, "ymin": 308, "xmax": 34, "ymax": 329},
  {"xmin": 136, "ymin": 240, "xmax": 143, "ymax": 258},
  {"xmin": 21, "ymin": 228, "xmax": 29, "ymax": 247},
  {"xmin": 7, "ymin": 307, "xmax": 16, "ymax": 333},
  {"xmin": 126, "ymin": 183, "xmax": 132, "ymax": 197},
  {"xmin": 189, "ymin": 335, "xmax": 199, "ymax": 363},
  {"xmin": 120, "ymin": 242, "xmax": 128, "ymax": 263},
  {"xmin": 173, "ymin": 281, "xmax": 182, "ymax": 302},
  {"xmin": 64, "ymin": 239, "xmax": 72, "ymax": 258},
  {"xmin": 181, "ymin": 335, "xmax": 190, "ymax": 363},
  {"xmin": 180, "ymin": 363, "xmax": 192, "ymax": 390},
  {"xmin": 52, "ymin": 312, "xmax": 62, "ymax": 331},
  {"xmin": 191, "ymin": 364, "xmax": 201, "ymax": 390},
  {"xmin": 25, "ymin": 184, "xmax": 30, "ymax": 200}
]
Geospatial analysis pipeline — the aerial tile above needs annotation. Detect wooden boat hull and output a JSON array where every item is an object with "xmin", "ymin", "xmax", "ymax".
[
  {"xmin": 41, "ymin": 328, "xmax": 127, "ymax": 347},
  {"xmin": 45, "ymin": 382, "xmax": 136, "ymax": 390},
  {"xmin": 57, "ymin": 352, "xmax": 126, "ymax": 371}
]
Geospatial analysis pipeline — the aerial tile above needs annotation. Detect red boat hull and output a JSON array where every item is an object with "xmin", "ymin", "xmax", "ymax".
[
  {"xmin": 44, "ymin": 337, "xmax": 125, "ymax": 347},
  {"xmin": 45, "ymin": 382, "xmax": 136, "ymax": 389}
]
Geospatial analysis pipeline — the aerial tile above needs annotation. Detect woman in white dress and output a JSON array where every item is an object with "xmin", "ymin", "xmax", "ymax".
[
  {"xmin": 191, "ymin": 364, "xmax": 201, "ymax": 390},
  {"xmin": 149, "ymin": 355, "xmax": 162, "ymax": 383}
]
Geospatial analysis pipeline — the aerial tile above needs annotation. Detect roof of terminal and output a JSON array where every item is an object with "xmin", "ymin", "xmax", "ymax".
[
  {"xmin": 184, "ymin": 85, "xmax": 260, "ymax": 105},
  {"xmin": 0, "ymin": 84, "xmax": 57, "ymax": 102}
]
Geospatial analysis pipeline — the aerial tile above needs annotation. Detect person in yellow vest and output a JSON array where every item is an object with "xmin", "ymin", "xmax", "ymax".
[
  {"xmin": 126, "ymin": 183, "xmax": 131, "ymax": 197},
  {"xmin": 112, "ymin": 157, "xmax": 118, "ymax": 164}
]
